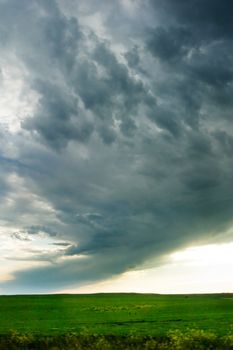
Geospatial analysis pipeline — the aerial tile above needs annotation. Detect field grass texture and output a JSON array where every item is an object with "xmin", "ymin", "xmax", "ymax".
[{"xmin": 0, "ymin": 293, "xmax": 233, "ymax": 349}]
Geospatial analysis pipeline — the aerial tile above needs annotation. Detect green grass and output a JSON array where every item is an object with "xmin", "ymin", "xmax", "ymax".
[{"xmin": 0, "ymin": 293, "xmax": 233, "ymax": 336}]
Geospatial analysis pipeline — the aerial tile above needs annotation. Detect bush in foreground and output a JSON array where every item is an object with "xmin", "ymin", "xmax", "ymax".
[{"xmin": 0, "ymin": 330, "xmax": 233, "ymax": 349}]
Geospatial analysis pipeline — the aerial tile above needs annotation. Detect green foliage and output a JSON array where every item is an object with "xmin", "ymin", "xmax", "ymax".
[
  {"xmin": 0, "ymin": 294, "xmax": 233, "ymax": 348},
  {"xmin": 0, "ymin": 331, "xmax": 233, "ymax": 350}
]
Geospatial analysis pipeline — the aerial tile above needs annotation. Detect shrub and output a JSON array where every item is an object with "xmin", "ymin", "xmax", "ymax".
[{"xmin": 0, "ymin": 329, "xmax": 233, "ymax": 349}]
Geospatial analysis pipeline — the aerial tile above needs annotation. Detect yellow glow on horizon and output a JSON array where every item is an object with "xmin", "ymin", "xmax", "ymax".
[{"xmin": 59, "ymin": 241, "xmax": 233, "ymax": 295}]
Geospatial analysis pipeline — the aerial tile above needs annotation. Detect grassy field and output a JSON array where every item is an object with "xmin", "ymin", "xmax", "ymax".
[{"xmin": 0, "ymin": 293, "xmax": 233, "ymax": 349}]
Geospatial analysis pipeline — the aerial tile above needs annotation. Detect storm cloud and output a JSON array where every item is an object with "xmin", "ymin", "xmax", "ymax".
[{"xmin": 0, "ymin": 0, "xmax": 233, "ymax": 293}]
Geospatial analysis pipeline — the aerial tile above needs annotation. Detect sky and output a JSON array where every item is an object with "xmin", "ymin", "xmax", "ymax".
[{"xmin": 0, "ymin": 0, "xmax": 233, "ymax": 295}]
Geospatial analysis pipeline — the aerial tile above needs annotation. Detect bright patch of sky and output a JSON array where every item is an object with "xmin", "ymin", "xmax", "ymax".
[{"xmin": 64, "ymin": 242, "xmax": 233, "ymax": 295}]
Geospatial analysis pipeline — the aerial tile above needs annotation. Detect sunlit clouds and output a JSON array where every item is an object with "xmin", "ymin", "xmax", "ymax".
[{"xmin": 67, "ymin": 242, "xmax": 233, "ymax": 295}]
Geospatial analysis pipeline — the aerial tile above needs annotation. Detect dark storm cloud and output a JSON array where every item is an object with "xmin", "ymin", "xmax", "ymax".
[
  {"xmin": 25, "ymin": 225, "xmax": 58, "ymax": 237},
  {"xmin": 146, "ymin": 0, "xmax": 233, "ymax": 132},
  {"xmin": 147, "ymin": 0, "xmax": 233, "ymax": 80},
  {"xmin": 0, "ymin": 0, "xmax": 233, "ymax": 293},
  {"xmin": 124, "ymin": 46, "xmax": 140, "ymax": 68},
  {"xmin": 147, "ymin": 26, "xmax": 193, "ymax": 62},
  {"xmin": 23, "ymin": 80, "xmax": 94, "ymax": 150},
  {"xmin": 152, "ymin": 0, "xmax": 233, "ymax": 39},
  {"xmin": 51, "ymin": 242, "xmax": 71, "ymax": 247},
  {"xmin": 0, "ymin": 0, "xmax": 87, "ymax": 150},
  {"xmin": 0, "ymin": 0, "xmax": 150, "ymax": 150}
]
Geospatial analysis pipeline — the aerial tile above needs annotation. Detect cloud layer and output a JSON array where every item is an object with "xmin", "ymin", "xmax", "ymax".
[{"xmin": 0, "ymin": 0, "xmax": 233, "ymax": 293}]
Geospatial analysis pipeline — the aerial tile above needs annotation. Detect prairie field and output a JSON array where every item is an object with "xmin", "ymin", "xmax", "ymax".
[{"xmin": 0, "ymin": 293, "xmax": 233, "ymax": 349}]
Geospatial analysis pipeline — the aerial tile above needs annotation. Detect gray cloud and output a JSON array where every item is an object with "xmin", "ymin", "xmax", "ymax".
[
  {"xmin": 0, "ymin": 0, "xmax": 233, "ymax": 293},
  {"xmin": 147, "ymin": 26, "xmax": 193, "ymax": 62},
  {"xmin": 11, "ymin": 232, "xmax": 31, "ymax": 242},
  {"xmin": 25, "ymin": 225, "xmax": 58, "ymax": 237},
  {"xmin": 151, "ymin": 0, "xmax": 233, "ymax": 40}
]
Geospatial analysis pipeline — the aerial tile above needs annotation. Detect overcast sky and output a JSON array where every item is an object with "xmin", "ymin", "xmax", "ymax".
[{"xmin": 0, "ymin": 0, "xmax": 233, "ymax": 294}]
